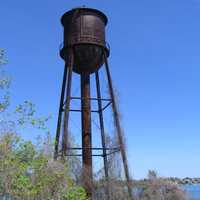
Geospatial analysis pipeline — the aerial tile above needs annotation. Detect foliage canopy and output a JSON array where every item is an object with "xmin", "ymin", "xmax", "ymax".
[{"xmin": 0, "ymin": 50, "xmax": 87, "ymax": 200}]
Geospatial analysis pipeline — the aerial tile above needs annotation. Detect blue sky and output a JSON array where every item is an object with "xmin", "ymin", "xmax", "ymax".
[{"xmin": 1, "ymin": 0, "xmax": 200, "ymax": 179}]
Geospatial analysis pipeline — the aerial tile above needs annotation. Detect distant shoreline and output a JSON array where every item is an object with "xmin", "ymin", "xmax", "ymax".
[
  {"xmin": 136, "ymin": 178, "xmax": 200, "ymax": 185},
  {"xmin": 166, "ymin": 177, "xmax": 200, "ymax": 185}
]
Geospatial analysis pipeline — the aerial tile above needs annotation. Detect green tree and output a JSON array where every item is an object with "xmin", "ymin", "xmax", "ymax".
[
  {"xmin": 0, "ymin": 50, "xmax": 87, "ymax": 200},
  {"xmin": 0, "ymin": 49, "xmax": 10, "ymax": 113},
  {"xmin": 0, "ymin": 49, "xmax": 50, "ymax": 133},
  {"xmin": 0, "ymin": 133, "xmax": 87, "ymax": 200}
]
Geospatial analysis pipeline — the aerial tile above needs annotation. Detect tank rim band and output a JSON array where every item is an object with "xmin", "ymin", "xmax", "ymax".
[{"xmin": 61, "ymin": 7, "xmax": 108, "ymax": 26}]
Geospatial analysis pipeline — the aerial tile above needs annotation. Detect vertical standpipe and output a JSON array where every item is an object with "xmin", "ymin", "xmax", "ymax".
[{"xmin": 81, "ymin": 73, "xmax": 93, "ymax": 198}]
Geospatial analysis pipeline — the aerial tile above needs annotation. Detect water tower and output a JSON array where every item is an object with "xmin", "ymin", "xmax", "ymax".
[{"xmin": 54, "ymin": 7, "xmax": 133, "ymax": 200}]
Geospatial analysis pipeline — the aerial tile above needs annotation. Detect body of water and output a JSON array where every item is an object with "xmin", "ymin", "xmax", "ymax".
[{"xmin": 182, "ymin": 185, "xmax": 200, "ymax": 200}]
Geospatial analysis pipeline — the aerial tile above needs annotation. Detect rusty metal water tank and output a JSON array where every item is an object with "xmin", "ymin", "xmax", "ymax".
[{"xmin": 60, "ymin": 7, "xmax": 109, "ymax": 74}]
